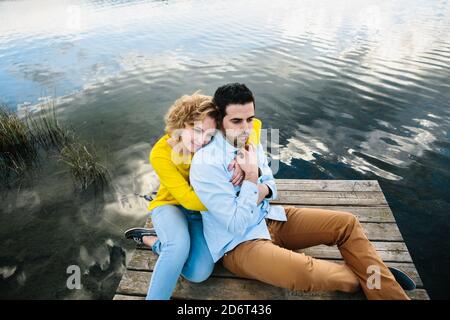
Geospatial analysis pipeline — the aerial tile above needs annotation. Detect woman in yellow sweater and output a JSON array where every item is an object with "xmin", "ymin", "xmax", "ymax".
[{"xmin": 125, "ymin": 92, "xmax": 261, "ymax": 300}]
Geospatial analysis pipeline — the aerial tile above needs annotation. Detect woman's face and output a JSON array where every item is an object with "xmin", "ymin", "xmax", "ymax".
[{"xmin": 181, "ymin": 116, "xmax": 217, "ymax": 153}]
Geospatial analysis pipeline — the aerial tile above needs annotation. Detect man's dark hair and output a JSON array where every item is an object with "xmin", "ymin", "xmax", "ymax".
[{"xmin": 213, "ymin": 83, "xmax": 255, "ymax": 122}]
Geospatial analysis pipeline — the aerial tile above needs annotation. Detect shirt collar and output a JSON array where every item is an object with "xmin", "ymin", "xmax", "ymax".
[{"xmin": 213, "ymin": 130, "xmax": 239, "ymax": 155}]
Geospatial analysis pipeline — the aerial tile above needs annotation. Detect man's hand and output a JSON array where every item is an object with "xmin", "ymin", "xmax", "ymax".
[
  {"xmin": 228, "ymin": 159, "xmax": 245, "ymax": 186},
  {"xmin": 236, "ymin": 143, "xmax": 258, "ymax": 183},
  {"xmin": 257, "ymin": 184, "xmax": 270, "ymax": 204}
]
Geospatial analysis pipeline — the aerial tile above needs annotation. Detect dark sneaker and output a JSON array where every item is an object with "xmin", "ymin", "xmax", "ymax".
[
  {"xmin": 124, "ymin": 227, "xmax": 157, "ymax": 245},
  {"xmin": 389, "ymin": 266, "xmax": 416, "ymax": 291}
]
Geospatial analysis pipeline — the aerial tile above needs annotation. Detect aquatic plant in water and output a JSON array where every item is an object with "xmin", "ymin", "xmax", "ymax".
[
  {"xmin": 1, "ymin": 103, "xmax": 110, "ymax": 191},
  {"xmin": 59, "ymin": 142, "xmax": 110, "ymax": 191}
]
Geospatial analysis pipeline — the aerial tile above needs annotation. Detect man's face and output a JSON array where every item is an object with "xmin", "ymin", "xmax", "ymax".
[{"xmin": 221, "ymin": 102, "xmax": 255, "ymax": 147}]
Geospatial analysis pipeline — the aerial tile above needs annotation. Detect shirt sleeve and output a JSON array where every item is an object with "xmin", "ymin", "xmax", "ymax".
[
  {"xmin": 190, "ymin": 155, "xmax": 260, "ymax": 237},
  {"xmin": 150, "ymin": 150, "xmax": 207, "ymax": 212}
]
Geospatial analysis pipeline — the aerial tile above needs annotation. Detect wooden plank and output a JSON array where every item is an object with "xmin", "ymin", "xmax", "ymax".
[
  {"xmin": 275, "ymin": 180, "xmax": 382, "ymax": 192},
  {"xmin": 145, "ymin": 206, "xmax": 397, "ymax": 223},
  {"xmin": 145, "ymin": 207, "xmax": 396, "ymax": 224},
  {"xmin": 282, "ymin": 206, "xmax": 395, "ymax": 223},
  {"xmin": 116, "ymin": 270, "xmax": 151, "ymax": 297},
  {"xmin": 271, "ymin": 191, "xmax": 388, "ymax": 206},
  {"xmin": 276, "ymin": 191, "xmax": 386, "ymax": 199},
  {"xmin": 143, "ymin": 207, "xmax": 397, "ymax": 224},
  {"xmin": 113, "ymin": 294, "xmax": 145, "ymax": 300},
  {"xmin": 143, "ymin": 220, "xmax": 404, "ymax": 242},
  {"xmin": 300, "ymin": 242, "xmax": 410, "ymax": 262},
  {"xmin": 131, "ymin": 240, "xmax": 411, "ymax": 272},
  {"xmin": 286, "ymin": 288, "xmax": 429, "ymax": 300},
  {"xmin": 114, "ymin": 287, "xmax": 429, "ymax": 300},
  {"xmin": 116, "ymin": 270, "xmax": 429, "ymax": 300},
  {"xmin": 127, "ymin": 247, "xmax": 422, "ymax": 287},
  {"xmin": 207, "ymin": 260, "xmax": 424, "ymax": 289},
  {"xmin": 361, "ymin": 223, "xmax": 403, "ymax": 241}
]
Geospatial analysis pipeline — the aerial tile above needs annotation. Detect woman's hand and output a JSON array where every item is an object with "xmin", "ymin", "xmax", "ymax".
[
  {"xmin": 235, "ymin": 143, "xmax": 259, "ymax": 183},
  {"xmin": 228, "ymin": 159, "xmax": 245, "ymax": 186}
]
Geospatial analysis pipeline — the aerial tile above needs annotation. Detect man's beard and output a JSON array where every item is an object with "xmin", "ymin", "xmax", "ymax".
[
  {"xmin": 233, "ymin": 133, "xmax": 249, "ymax": 148},
  {"xmin": 221, "ymin": 126, "xmax": 249, "ymax": 147}
]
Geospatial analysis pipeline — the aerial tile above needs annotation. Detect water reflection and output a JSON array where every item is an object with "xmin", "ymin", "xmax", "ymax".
[{"xmin": 0, "ymin": 0, "xmax": 449, "ymax": 299}]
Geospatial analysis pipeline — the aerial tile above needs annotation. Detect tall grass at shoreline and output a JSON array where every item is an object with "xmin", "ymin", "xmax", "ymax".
[
  {"xmin": 0, "ymin": 106, "xmax": 37, "ymax": 179},
  {"xmin": 25, "ymin": 102, "xmax": 72, "ymax": 151},
  {"xmin": 59, "ymin": 142, "xmax": 110, "ymax": 191},
  {"xmin": 0, "ymin": 103, "xmax": 110, "ymax": 191}
]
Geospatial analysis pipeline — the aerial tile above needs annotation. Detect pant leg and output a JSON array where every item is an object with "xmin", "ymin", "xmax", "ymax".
[
  {"xmin": 147, "ymin": 211, "xmax": 162, "ymax": 254},
  {"xmin": 222, "ymin": 239, "xmax": 360, "ymax": 293},
  {"xmin": 269, "ymin": 206, "xmax": 409, "ymax": 300},
  {"xmin": 180, "ymin": 212, "xmax": 215, "ymax": 283},
  {"xmin": 146, "ymin": 205, "xmax": 190, "ymax": 300}
]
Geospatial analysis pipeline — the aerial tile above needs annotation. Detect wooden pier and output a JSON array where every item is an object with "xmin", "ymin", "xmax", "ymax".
[{"xmin": 114, "ymin": 179, "xmax": 429, "ymax": 300}]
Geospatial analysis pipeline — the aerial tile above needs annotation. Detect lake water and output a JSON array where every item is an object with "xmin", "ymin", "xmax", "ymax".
[{"xmin": 0, "ymin": 0, "xmax": 449, "ymax": 299}]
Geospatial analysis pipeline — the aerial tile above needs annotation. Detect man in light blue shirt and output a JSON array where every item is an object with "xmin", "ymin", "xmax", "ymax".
[
  {"xmin": 190, "ymin": 122, "xmax": 287, "ymax": 262},
  {"xmin": 190, "ymin": 83, "xmax": 411, "ymax": 299}
]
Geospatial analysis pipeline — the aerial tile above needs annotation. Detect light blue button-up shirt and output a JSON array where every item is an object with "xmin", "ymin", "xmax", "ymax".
[{"xmin": 190, "ymin": 131, "xmax": 287, "ymax": 262}]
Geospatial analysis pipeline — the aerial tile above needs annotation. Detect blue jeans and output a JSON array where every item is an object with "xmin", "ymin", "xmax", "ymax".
[{"xmin": 146, "ymin": 204, "xmax": 215, "ymax": 300}]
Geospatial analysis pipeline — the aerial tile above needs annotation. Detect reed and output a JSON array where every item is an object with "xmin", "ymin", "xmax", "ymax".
[
  {"xmin": 25, "ymin": 101, "xmax": 72, "ymax": 151},
  {"xmin": 0, "ymin": 106, "xmax": 37, "ymax": 181},
  {"xmin": 59, "ymin": 142, "xmax": 110, "ymax": 191},
  {"xmin": 1, "ymin": 102, "xmax": 110, "ymax": 191}
]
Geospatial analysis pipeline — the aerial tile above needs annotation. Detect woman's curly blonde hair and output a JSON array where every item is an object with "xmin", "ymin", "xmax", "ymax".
[{"xmin": 164, "ymin": 91, "xmax": 218, "ymax": 138}]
